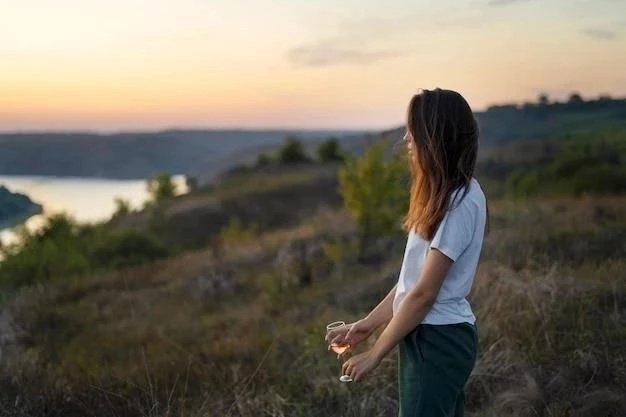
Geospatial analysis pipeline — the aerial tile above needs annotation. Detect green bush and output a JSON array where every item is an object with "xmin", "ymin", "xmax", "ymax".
[
  {"xmin": 219, "ymin": 217, "xmax": 260, "ymax": 245},
  {"xmin": 0, "ymin": 214, "xmax": 90, "ymax": 288},
  {"xmin": 277, "ymin": 137, "xmax": 310, "ymax": 164},
  {"xmin": 507, "ymin": 140, "xmax": 626, "ymax": 197},
  {"xmin": 338, "ymin": 138, "xmax": 408, "ymax": 254},
  {"xmin": 255, "ymin": 152, "xmax": 273, "ymax": 167},
  {"xmin": 316, "ymin": 137, "xmax": 345, "ymax": 163},
  {"xmin": 112, "ymin": 197, "xmax": 131, "ymax": 217},
  {"xmin": 91, "ymin": 230, "xmax": 169, "ymax": 269},
  {"xmin": 146, "ymin": 173, "xmax": 178, "ymax": 203},
  {"xmin": 0, "ymin": 214, "xmax": 170, "ymax": 289},
  {"xmin": 572, "ymin": 165, "xmax": 626, "ymax": 195}
]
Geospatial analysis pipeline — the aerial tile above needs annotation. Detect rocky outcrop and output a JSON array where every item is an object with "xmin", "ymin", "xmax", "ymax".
[
  {"xmin": 274, "ymin": 237, "xmax": 334, "ymax": 288},
  {"xmin": 188, "ymin": 268, "xmax": 237, "ymax": 300}
]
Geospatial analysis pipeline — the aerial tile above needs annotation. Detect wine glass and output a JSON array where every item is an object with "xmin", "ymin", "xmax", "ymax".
[{"xmin": 325, "ymin": 321, "xmax": 353, "ymax": 383}]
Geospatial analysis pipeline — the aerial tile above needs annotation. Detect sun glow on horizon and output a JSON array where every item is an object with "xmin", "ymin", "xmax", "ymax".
[{"xmin": 1, "ymin": 0, "xmax": 625, "ymax": 131}]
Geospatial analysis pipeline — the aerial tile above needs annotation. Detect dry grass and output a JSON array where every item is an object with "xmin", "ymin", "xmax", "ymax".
[{"xmin": 1, "ymin": 196, "xmax": 625, "ymax": 417}]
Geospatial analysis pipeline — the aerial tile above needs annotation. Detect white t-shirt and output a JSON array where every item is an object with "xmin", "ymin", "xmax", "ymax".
[{"xmin": 392, "ymin": 178, "xmax": 486, "ymax": 325}]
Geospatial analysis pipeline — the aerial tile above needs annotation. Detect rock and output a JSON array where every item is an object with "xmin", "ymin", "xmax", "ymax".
[
  {"xmin": 305, "ymin": 240, "xmax": 334, "ymax": 283},
  {"xmin": 275, "ymin": 239, "xmax": 309, "ymax": 288},
  {"xmin": 274, "ymin": 237, "xmax": 334, "ymax": 288},
  {"xmin": 189, "ymin": 268, "xmax": 236, "ymax": 300}
]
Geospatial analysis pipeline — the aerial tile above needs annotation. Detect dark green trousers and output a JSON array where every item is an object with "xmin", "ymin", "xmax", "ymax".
[{"xmin": 398, "ymin": 322, "xmax": 478, "ymax": 417}]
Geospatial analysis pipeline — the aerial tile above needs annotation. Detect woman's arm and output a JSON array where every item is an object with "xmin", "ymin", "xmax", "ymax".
[
  {"xmin": 327, "ymin": 284, "xmax": 397, "ymax": 347},
  {"xmin": 370, "ymin": 249, "xmax": 451, "ymax": 359},
  {"xmin": 361, "ymin": 284, "xmax": 397, "ymax": 330},
  {"xmin": 343, "ymin": 249, "xmax": 452, "ymax": 381}
]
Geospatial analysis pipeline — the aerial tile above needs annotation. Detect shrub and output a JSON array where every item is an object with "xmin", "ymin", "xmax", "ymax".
[
  {"xmin": 277, "ymin": 137, "xmax": 310, "ymax": 164},
  {"xmin": 316, "ymin": 137, "xmax": 345, "ymax": 163},
  {"xmin": 219, "ymin": 217, "xmax": 260, "ymax": 245},
  {"xmin": 0, "ymin": 214, "xmax": 90, "ymax": 288},
  {"xmin": 146, "ymin": 173, "xmax": 178, "ymax": 202},
  {"xmin": 91, "ymin": 230, "xmax": 169, "ymax": 269},
  {"xmin": 0, "ymin": 214, "xmax": 170, "ymax": 289},
  {"xmin": 255, "ymin": 152, "xmax": 273, "ymax": 167},
  {"xmin": 507, "ymin": 140, "xmax": 626, "ymax": 197},
  {"xmin": 338, "ymin": 138, "xmax": 408, "ymax": 255},
  {"xmin": 112, "ymin": 197, "xmax": 132, "ymax": 217}
]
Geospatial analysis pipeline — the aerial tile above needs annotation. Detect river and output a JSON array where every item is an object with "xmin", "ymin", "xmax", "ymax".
[{"xmin": 0, "ymin": 175, "xmax": 187, "ymax": 245}]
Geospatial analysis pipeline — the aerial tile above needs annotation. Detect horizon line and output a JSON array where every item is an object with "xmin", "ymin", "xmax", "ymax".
[
  {"xmin": 0, "ymin": 125, "xmax": 391, "ymax": 136},
  {"xmin": 2, "ymin": 94, "xmax": 625, "ymax": 136}
]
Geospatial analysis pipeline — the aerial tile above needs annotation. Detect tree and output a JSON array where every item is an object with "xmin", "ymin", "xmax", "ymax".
[
  {"xmin": 538, "ymin": 93, "xmax": 550, "ymax": 106},
  {"xmin": 339, "ymin": 138, "xmax": 408, "ymax": 256},
  {"xmin": 256, "ymin": 152, "xmax": 273, "ymax": 167},
  {"xmin": 36, "ymin": 213, "xmax": 77, "ymax": 241},
  {"xmin": 185, "ymin": 175, "xmax": 199, "ymax": 192},
  {"xmin": 568, "ymin": 92, "xmax": 584, "ymax": 104},
  {"xmin": 147, "ymin": 173, "xmax": 178, "ymax": 203},
  {"xmin": 277, "ymin": 137, "xmax": 310, "ymax": 164},
  {"xmin": 113, "ymin": 197, "xmax": 131, "ymax": 217},
  {"xmin": 0, "ymin": 213, "xmax": 90, "ymax": 288},
  {"xmin": 317, "ymin": 137, "xmax": 345, "ymax": 163}
]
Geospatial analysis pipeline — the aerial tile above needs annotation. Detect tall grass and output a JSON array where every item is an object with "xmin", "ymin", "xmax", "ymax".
[{"xmin": 1, "ymin": 197, "xmax": 625, "ymax": 417}]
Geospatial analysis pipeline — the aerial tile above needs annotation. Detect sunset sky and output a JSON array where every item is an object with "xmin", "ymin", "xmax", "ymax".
[{"xmin": 1, "ymin": 0, "xmax": 625, "ymax": 131}]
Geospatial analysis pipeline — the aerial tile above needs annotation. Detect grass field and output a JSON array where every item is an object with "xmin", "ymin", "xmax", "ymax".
[{"xmin": 1, "ymin": 190, "xmax": 625, "ymax": 417}]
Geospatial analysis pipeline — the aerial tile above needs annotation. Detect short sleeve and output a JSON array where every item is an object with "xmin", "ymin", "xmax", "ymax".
[{"xmin": 430, "ymin": 201, "xmax": 474, "ymax": 262}]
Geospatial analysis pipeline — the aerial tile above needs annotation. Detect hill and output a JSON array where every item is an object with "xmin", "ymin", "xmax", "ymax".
[
  {"xmin": 0, "ymin": 135, "xmax": 625, "ymax": 416},
  {"xmin": 382, "ymin": 96, "xmax": 626, "ymax": 146},
  {"xmin": 0, "ymin": 186, "xmax": 42, "ymax": 229},
  {"xmin": 0, "ymin": 129, "xmax": 365, "ymax": 180},
  {"xmin": 1, "ymin": 97, "xmax": 624, "ymax": 182},
  {"xmin": 477, "ymin": 96, "xmax": 626, "ymax": 144}
]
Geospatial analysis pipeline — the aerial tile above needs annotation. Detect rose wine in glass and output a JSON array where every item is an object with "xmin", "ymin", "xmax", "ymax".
[
  {"xmin": 325, "ymin": 321, "xmax": 353, "ymax": 383},
  {"xmin": 329, "ymin": 343, "xmax": 350, "ymax": 356}
]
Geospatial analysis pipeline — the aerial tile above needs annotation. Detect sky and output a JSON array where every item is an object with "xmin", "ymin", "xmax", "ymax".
[{"xmin": 1, "ymin": 0, "xmax": 625, "ymax": 131}]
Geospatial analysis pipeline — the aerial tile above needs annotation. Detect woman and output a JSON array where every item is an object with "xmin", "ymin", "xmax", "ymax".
[{"xmin": 326, "ymin": 88, "xmax": 487, "ymax": 417}]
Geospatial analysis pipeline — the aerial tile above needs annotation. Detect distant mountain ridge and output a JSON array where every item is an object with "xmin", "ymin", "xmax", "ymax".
[
  {"xmin": 381, "ymin": 96, "xmax": 626, "ymax": 144},
  {"xmin": 1, "ymin": 97, "xmax": 624, "ymax": 180},
  {"xmin": 0, "ymin": 129, "xmax": 365, "ymax": 180}
]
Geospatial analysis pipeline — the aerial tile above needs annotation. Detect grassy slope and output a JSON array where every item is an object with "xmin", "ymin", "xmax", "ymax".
[
  {"xmin": 1, "ymin": 160, "xmax": 625, "ymax": 416},
  {"xmin": 112, "ymin": 164, "xmax": 342, "ymax": 250},
  {"xmin": 476, "ymin": 100, "xmax": 626, "ymax": 145}
]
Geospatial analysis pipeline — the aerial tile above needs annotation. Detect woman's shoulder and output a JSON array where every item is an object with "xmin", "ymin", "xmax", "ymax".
[
  {"xmin": 451, "ymin": 178, "xmax": 485, "ymax": 209},
  {"xmin": 469, "ymin": 178, "xmax": 486, "ymax": 201}
]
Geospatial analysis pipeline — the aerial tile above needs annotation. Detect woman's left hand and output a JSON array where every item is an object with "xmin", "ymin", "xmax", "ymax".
[{"xmin": 342, "ymin": 350, "xmax": 382, "ymax": 382}]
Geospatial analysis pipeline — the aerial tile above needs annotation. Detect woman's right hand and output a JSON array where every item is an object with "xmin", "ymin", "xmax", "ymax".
[{"xmin": 325, "ymin": 319, "xmax": 374, "ymax": 349}]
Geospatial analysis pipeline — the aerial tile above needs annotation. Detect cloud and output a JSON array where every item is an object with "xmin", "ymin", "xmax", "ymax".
[
  {"xmin": 582, "ymin": 28, "xmax": 617, "ymax": 40},
  {"xmin": 284, "ymin": 11, "xmax": 484, "ymax": 68},
  {"xmin": 286, "ymin": 42, "xmax": 400, "ymax": 67},
  {"xmin": 487, "ymin": 0, "xmax": 532, "ymax": 6}
]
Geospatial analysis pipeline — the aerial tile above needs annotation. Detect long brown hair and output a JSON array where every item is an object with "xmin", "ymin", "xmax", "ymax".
[{"xmin": 403, "ymin": 88, "xmax": 479, "ymax": 240}]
